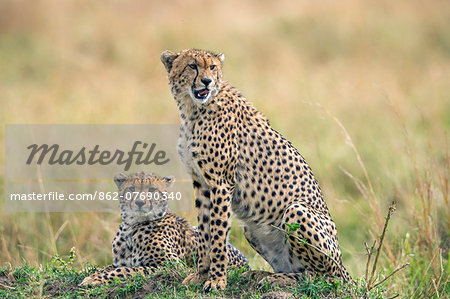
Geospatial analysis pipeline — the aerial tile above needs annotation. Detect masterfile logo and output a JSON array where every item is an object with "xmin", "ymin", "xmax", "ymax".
[{"xmin": 26, "ymin": 141, "xmax": 170, "ymax": 171}]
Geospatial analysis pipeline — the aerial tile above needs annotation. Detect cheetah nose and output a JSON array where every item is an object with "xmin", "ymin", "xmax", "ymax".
[
  {"xmin": 201, "ymin": 78, "xmax": 212, "ymax": 87},
  {"xmin": 135, "ymin": 200, "xmax": 145, "ymax": 208}
]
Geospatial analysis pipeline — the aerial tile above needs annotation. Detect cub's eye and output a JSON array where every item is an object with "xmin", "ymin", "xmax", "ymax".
[
  {"xmin": 188, "ymin": 63, "xmax": 197, "ymax": 70},
  {"xmin": 210, "ymin": 65, "xmax": 216, "ymax": 70},
  {"xmin": 128, "ymin": 186, "xmax": 135, "ymax": 192},
  {"xmin": 148, "ymin": 187, "xmax": 157, "ymax": 192}
]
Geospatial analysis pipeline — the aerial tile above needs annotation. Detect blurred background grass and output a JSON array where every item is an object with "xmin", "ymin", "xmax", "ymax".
[{"xmin": 0, "ymin": 0, "xmax": 448, "ymax": 296}]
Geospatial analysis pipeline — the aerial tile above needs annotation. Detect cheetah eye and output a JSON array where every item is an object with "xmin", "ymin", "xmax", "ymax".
[
  {"xmin": 210, "ymin": 65, "xmax": 216, "ymax": 70},
  {"xmin": 127, "ymin": 186, "xmax": 135, "ymax": 192},
  {"xmin": 188, "ymin": 63, "xmax": 197, "ymax": 70},
  {"xmin": 148, "ymin": 187, "xmax": 157, "ymax": 192}
]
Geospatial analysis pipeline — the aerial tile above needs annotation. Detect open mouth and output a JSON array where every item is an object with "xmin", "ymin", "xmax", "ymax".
[{"xmin": 192, "ymin": 87, "xmax": 210, "ymax": 101}]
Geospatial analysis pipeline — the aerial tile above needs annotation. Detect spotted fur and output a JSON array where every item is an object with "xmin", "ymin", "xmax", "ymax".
[
  {"xmin": 161, "ymin": 49, "xmax": 352, "ymax": 291},
  {"xmin": 80, "ymin": 172, "xmax": 249, "ymax": 286}
]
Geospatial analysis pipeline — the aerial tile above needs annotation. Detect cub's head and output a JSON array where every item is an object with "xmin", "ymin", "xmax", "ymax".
[
  {"xmin": 161, "ymin": 49, "xmax": 225, "ymax": 105},
  {"xmin": 114, "ymin": 172, "xmax": 175, "ymax": 226}
]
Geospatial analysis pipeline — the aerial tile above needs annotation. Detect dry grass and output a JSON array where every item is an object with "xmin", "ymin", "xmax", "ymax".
[{"xmin": 0, "ymin": 0, "xmax": 449, "ymax": 297}]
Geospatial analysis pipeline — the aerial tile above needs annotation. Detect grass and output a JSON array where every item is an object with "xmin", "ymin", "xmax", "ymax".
[
  {"xmin": 0, "ymin": 249, "xmax": 386, "ymax": 298},
  {"xmin": 1, "ymin": 0, "xmax": 449, "ymax": 297}
]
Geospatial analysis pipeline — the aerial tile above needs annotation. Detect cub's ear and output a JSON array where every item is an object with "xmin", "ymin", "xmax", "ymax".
[
  {"xmin": 162, "ymin": 176, "xmax": 175, "ymax": 189},
  {"xmin": 114, "ymin": 173, "xmax": 128, "ymax": 189},
  {"xmin": 216, "ymin": 52, "xmax": 225, "ymax": 63},
  {"xmin": 161, "ymin": 50, "xmax": 179, "ymax": 72}
]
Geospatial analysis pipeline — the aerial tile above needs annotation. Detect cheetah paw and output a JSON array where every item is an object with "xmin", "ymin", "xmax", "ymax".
[
  {"xmin": 79, "ymin": 276, "xmax": 102, "ymax": 287},
  {"xmin": 182, "ymin": 272, "xmax": 208, "ymax": 286},
  {"xmin": 203, "ymin": 277, "xmax": 227, "ymax": 292}
]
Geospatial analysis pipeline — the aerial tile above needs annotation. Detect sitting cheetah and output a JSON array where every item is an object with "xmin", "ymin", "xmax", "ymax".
[
  {"xmin": 80, "ymin": 172, "xmax": 249, "ymax": 286},
  {"xmin": 161, "ymin": 49, "xmax": 352, "ymax": 291}
]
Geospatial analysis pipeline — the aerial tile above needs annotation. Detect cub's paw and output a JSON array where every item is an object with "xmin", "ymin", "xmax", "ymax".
[
  {"xmin": 79, "ymin": 265, "xmax": 116, "ymax": 287},
  {"xmin": 203, "ymin": 277, "xmax": 227, "ymax": 292},
  {"xmin": 79, "ymin": 275, "xmax": 103, "ymax": 287},
  {"xmin": 182, "ymin": 272, "xmax": 208, "ymax": 286}
]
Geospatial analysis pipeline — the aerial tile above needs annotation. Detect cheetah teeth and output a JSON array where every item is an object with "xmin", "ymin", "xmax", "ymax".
[{"xmin": 193, "ymin": 88, "xmax": 210, "ymax": 99}]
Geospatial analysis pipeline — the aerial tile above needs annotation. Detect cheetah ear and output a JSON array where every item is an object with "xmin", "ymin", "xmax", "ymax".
[
  {"xmin": 216, "ymin": 53, "xmax": 225, "ymax": 63},
  {"xmin": 161, "ymin": 50, "xmax": 178, "ymax": 72},
  {"xmin": 114, "ymin": 173, "xmax": 128, "ymax": 189},
  {"xmin": 162, "ymin": 176, "xmax": 175, "ymax": 189}
]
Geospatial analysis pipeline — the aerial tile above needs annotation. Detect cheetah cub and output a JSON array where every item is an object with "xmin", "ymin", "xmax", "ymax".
[
  {"xmin": 161, "ymin": 49, "xmax": 352, "ymax": 291},
  {"xmin": 80, "ymin": 172, "xmax": 249, "ymax": 286}
]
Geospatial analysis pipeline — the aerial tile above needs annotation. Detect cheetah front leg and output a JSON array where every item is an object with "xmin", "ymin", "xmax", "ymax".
[
  {"xmin": 203, "ymin": 183, "xmax": 232, "ymax": 291},
  {"xmin": 112, "ymin": 227, "xmax": 132, "ymax": 267},
  {"xmin": 182, "ymin": 176, "xmax": 211, "ymax": 286},
  {"xmin": 183, "ymin": 179, "xmax": 232, "ymax": 291}
]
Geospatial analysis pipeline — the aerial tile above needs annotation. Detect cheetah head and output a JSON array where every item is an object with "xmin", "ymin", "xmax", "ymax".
[
  {"xmin": 161, "ymin": 49, "xmax": 225, "ymax": 105},
  {"xmin": 114, "ymin": 172, "xmax": 175, "ymax": 226}
]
